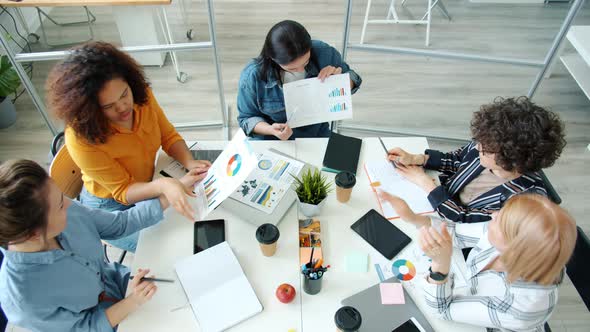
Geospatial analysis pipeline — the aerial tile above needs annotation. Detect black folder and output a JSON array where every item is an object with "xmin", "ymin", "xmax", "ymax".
[{"xmin": 322, "ymin": 132, "xmax": 362, "ymax": 175}]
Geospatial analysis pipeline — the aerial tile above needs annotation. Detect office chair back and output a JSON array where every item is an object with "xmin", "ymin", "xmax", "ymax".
[
  {"xmin": 565, "ymin": 226, "xmax": 590, "ymax": 311},
  {"xmin": 539, "ymin": 170, "xmax": 561, "ymax": 205},
  {"xmin": 49, "ymin": 143, "xmax": 84, "ymax": 199}
]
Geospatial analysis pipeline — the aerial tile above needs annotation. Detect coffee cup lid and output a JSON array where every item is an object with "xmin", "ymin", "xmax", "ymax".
[
  {"xmin": 334, "ymin": 306, "xmax": 362, "ymax": 330},
  {"xmin": 255, "ymin": 223, "xmax": 280, "ymax": 244},
  {"xmin": 335, "ymin": 171, "xmax": 356, "ymax": 189}
]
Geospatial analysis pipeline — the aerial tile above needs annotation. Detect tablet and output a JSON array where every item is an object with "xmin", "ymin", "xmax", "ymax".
[
  {"xmin": 350, "ymin": 209, "xmax": 411, "ymax": 260},
  {"xmin": 194, "ymin": 219, "xmax": 225, "ymax": 254}
]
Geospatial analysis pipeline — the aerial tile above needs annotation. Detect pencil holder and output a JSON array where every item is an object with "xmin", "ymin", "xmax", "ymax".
[{"xmin": 303, "ymin": 273, "xmax": 323, "ymax": 295}]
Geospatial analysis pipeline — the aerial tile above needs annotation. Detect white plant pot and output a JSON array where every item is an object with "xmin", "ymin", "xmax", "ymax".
[{"xmin": 297, "ymin": 198, "xmax": 327, "ymax": 218}]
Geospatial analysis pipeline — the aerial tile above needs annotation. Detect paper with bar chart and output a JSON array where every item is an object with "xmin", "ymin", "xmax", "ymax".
[
  {"xmin": 193, "ymin": 129, "xmax": 257, "ymax": 220},
  {"xmin": 229, "ymin": 149, "xmax": 304, "ymax": 213},
  {"xmin": 283, "ymin": 73, "xmax": 353, "ymax": 128}
]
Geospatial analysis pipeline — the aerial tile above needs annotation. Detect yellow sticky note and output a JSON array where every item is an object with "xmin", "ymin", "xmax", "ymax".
[{"xmin": 370, "ymin": 181, "xmax": 381, "ymax": 187}]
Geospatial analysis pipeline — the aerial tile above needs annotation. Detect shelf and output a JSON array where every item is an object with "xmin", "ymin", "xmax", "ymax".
[{"xmin": 561, "ymin": 53, "xmax": 590, "ymax": 100}]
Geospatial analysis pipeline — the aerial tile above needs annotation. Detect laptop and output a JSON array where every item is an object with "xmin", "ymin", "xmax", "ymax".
[
  {"xmin": 175, "ymin": 241, "xmax": 263, "ymax": 332},
  {"xmin": 341, "ymin": 276, "xmax": 434, "ymax": 332}
]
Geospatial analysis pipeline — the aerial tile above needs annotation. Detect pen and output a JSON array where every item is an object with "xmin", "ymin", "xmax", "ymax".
[
  {"xmin": 378, "ymin": 137, "xmax": 398, "ymax": 169},
  {"xmin": 188, "ymin": 141, "xmax": 199, "ymax": 150},
  {"xmin": 129, "ymin": 276, "xmax": 175, "ymax": 283}
]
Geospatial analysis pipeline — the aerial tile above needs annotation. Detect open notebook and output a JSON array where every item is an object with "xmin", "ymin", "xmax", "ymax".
[
  {"xmin": 364, "ymin": 160, "xmax": 434, "ymax": 220},
  {"xmin": 175, "ymin": 242, "xmax": 263, "ymax": 332}
]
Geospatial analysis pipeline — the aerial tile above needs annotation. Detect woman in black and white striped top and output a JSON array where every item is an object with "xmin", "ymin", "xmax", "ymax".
[{"xmin": 386, "ymin": 97, "xmax": 566, "ymax": 224}]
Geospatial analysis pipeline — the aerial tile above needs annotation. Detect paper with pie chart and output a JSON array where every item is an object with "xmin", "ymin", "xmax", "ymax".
[
  {"xmin": 193, "ymin": 129, "xmax": 257, "ymax": 220},
  {"xmin": 283, "ymin": 73, "xmax": 353, "ymax": 128},
  {"xmin": 370, "ymin": 243, "xmax": 468, "ymax": 288},
  {"xmin": 229, "ymin": 149, "xmax": 304, "ymax": 214}
]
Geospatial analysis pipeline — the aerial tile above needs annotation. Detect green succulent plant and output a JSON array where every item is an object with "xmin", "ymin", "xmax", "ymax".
[{"xmin": 292, "ymin": 169, "xmax": 332, "ymax": 205}]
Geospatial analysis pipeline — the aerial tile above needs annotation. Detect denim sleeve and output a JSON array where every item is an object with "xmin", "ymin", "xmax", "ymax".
[
  {"xmin": 325, "ymin": 45, "xmax": 362, "ymax": 94},
  {"xmin": 81, "ymin": 199, "xmax": 164, "ymax": 240},
  {"xmin": 4, "ymin": 299, "xmax": 114, "ymax": 332},
  {"xmin": 237, "ymin": 72, "xmax": 266, "ymax": 136}
]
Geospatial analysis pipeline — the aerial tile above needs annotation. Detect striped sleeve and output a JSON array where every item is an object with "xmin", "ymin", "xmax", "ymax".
[
  {"xmin": 421, "ymin": 277, "xmax": 549, "ymax": 331},
  {"xmin": 427, "ymin": 186, "xmax": 495, "ymax": 224},
  {"xmin": 424, "ymin": 142, "xmax": 473, "ymax": 173},
  {"xmin": 430, "ymin": 217, "xmax": 486, "ymax": 249}
]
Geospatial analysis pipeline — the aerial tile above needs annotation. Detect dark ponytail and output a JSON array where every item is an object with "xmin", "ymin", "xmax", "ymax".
[
  {"xmin": 0, "ymin": 160, "xmax": 50, "ymax": 246},
  {"xmin": 256, "ymin": 20, "xmax": 312, "ymax": 83}
]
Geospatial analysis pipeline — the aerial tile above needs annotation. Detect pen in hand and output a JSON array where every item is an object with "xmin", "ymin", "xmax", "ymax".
[{"xmin": 129, "ymin": 276, "xmax": 175, "ymax": 283}]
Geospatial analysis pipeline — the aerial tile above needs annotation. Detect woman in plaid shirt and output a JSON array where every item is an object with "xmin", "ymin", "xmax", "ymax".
[{"xmin": 381, "ymin": 192, "xmax": 576, "ymax": 331}]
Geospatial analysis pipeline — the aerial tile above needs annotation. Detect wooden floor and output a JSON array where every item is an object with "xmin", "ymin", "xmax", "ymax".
[{"xmin": 1, "ymin": 1, "xmax": 589, "ymax": 331}]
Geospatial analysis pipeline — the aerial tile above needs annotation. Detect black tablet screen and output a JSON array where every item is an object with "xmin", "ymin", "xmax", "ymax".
[
  {"xmin": 350, "ymin": 209, "xmax": 411, "ymax": 260},
  {"xmin": 194, "ymin": 219, "xmax": 225, "ymax": 254}
]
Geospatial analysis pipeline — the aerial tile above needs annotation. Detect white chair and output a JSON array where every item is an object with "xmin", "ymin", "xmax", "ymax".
[{"xmin": 360, "ymin": 0, "xmax": 451, "ymax": 47}]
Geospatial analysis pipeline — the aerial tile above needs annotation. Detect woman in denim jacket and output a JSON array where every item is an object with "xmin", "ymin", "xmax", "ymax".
[{"xmin": 237, "ymin": 20, "xmax": 362, "ymax": 140}]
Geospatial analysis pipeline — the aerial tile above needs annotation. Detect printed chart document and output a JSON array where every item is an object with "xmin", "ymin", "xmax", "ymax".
[
  {"xmin": 283, "ymin": 73, "xmax": 353, "ymax": 128},
  {"xmin": 371, "ymin": 243, "xmax": 469, "ymax": 289},
  {"xmin": 229, "ymin": 149, "xmax": 304, "ymax": 214},
  {"xmin": 364, "ymin": 160, "xmax": 433, "ymax": 219},
  {"xmin": 175, "ymin": 242, "xmax": 263, "ymax": 332},
  {"xmin": 193, "ymin": 129, "xmax": 257, "ymax": 220}
]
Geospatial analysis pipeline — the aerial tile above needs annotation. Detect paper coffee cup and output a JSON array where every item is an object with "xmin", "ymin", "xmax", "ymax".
[
  {"xmin": 335, "ymin": 171, "xmax": 356, "ymax": 203},
  {"xmin": 255, "ymin": 223, "xmax": 280, "ymax": 257}
]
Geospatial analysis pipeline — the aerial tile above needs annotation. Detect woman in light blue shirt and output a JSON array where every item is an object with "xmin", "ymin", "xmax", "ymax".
[{"xmin": 0, "ymin": 159, "xmax": 174, "ymax": 332}]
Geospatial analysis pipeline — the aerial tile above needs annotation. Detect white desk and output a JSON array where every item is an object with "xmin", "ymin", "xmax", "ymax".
[
  {"xmin": 118, "ymin": 141, "xmax": 303, "ymax": 332},
  {"xmin": 119, "ymin": 137, "xmax": 484, "ymax": 332},
  {"xmin": 296, "ymin": 138, "xmax": 483, "ymax": 332}
]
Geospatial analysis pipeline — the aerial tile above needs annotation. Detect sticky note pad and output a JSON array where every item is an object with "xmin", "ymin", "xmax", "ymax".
[
  {"xmin": 345, "ymin": 251, "xmax": 368, "ymax": 272},
  {"xmin": 380, "ymin": 283, "xmax": 405, "ymax": 305}
]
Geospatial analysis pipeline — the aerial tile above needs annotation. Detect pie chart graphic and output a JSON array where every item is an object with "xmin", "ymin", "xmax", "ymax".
[
  {"xmin": 226, "ymin": 154, "xmax": 242, "ymax": 176},
  {"xmin": 392, "ymin": 259, "xmax": 416, "ymax": 281}
]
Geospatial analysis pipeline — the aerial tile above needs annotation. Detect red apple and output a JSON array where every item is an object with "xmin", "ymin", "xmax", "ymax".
[{"xmin": 276, "ymin": 283, "xmax": 296, "ymax": 304}]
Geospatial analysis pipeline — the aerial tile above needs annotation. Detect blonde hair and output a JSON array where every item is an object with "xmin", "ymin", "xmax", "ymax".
[{"xmin": 498, "ymin": 194, "xmax": 576, "ymax": 285}]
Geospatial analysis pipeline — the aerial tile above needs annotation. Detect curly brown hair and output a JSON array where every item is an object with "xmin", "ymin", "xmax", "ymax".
[
  {"xmin": 471, "ymin": 96, "xmax": 566, "ymax": 174},
  {"xmin": 46, "ymin": 41, "xmax": 150, "ymax": 144}
]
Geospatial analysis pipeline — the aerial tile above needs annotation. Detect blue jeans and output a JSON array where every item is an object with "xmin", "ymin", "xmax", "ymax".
[{"xmin": 79, "ymin": 187, "xmax": 139, "ymax": 252}]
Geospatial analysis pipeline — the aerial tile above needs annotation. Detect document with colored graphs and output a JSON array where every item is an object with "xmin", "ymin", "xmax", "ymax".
[
  {"xmin": 193, "ymin": 129, "xmax": 257, "ymax": 220},
  {"xmin": 283, "ymin": 73, "xmax": 353, "ymax": 128},
  {"xmin": 229, "ymin": 149, "xmax": 304, "ymax": 214}
]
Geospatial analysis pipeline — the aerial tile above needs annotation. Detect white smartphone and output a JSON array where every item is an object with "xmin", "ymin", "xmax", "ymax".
[{"xmin": 392, "ymin": 317, "xmax": 426, "ymax": 332}]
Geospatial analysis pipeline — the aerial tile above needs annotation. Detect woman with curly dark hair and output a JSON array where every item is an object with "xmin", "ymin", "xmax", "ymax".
[
  {"xmin": 47, "ymin": 42, "xmax": 210, "ymax": 252},
  {"xmin": 383, "ymin": 96, "xmax": 566, "ymax": 223}
]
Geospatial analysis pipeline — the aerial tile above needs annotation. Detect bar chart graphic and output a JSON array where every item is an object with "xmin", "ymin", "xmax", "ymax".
[
  {"xmin": 329, "ymin": 103, "xmax": 347, "ymax": 113},
  {"xmin": 328, "ymin": 87, "xmax": 346, "ymax": 97}
]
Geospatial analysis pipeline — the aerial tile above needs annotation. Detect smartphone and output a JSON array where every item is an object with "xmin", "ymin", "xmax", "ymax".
[
  {"xmin": 194, "ymin": 219, "xmax": 225, "ymax": 254},
  {"xmin": 392, "ymin": 317, "xmax": 426, "ymax": 332}
]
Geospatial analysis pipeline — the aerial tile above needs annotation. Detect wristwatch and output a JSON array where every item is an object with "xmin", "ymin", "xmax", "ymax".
[{"xmin": 429, "ymin": 267, "xmax": 448, "ymax": 281}]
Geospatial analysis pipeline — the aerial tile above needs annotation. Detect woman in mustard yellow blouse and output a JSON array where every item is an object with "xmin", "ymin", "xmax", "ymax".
[{"xmin": 47, "ymin": 42, "xmax": 210, "ymax": 252}]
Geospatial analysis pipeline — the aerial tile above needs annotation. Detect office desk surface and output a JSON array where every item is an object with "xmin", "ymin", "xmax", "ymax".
[
  {"xmin": 119, "ymin": 137, "xmax": 484, "ymax": 332},
  {"xmin": 295, "ymin": 137, "xmax": 483, "ymax": 332},
  {"xmin": 118, "ymin": 140, "xmax": 302, "ymax": 332},
  {"xmin": 0, "ymin": 0, "xmax": 170, "ymax": 7}
]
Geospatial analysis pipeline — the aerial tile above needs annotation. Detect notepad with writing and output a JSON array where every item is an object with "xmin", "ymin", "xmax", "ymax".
[
  {"xmin": 322, "ymin": 133, "xmax": 362, "ymax": 174},
  {"xmin": 364, "ymin": 160, "xmax": 434, "ymax": 220},
  {"xmin": 175, "ymin": 242, "xmax": 263, "ymax": 332}
]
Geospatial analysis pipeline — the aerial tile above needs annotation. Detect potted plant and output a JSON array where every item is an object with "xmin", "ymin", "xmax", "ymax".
[
  {"xmin": 292, "ymin": 168, "xmax": 332, "ymax": 217},
  {"xmin": 0, "ymin": 55, "xmax": 21, "ymax": 129}
]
